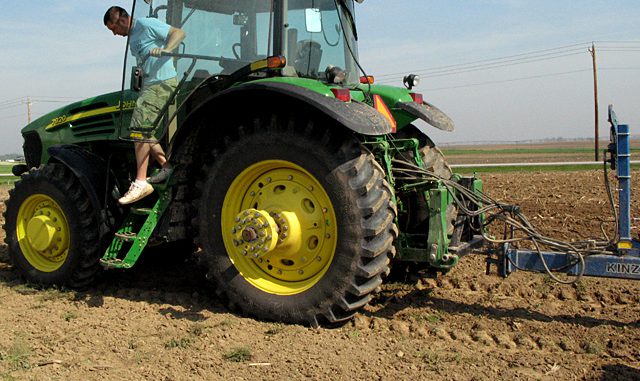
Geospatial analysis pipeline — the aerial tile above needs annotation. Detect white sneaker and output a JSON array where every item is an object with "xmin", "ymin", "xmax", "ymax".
[{"xmin": 118, "ymin": 182, "xmax": 154, "ymax": 205}]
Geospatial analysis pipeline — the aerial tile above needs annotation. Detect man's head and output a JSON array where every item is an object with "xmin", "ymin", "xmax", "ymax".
[{"xmin": 104, "ymin": 6, "xmax": 131, "ymax": 36}]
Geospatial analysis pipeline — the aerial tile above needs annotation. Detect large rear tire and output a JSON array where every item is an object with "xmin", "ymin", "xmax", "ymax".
[
  {"xmin": 193, "ymin": 115, "xmax": 397, "ymax": 326},
  {"xmin": 395, "ymin": 127, "xmax": 456, "ymax": 235},
  {"xmin": 3, "ymin": 164, "xmax": 102, "ymax": 288}
]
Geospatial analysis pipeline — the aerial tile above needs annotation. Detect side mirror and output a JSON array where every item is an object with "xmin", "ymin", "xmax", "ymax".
[
  {"xmin": 131, "ymin": 66, "xmax": 144, "ymax": 92},
  {"xmin": 305, "ymin": 8, "xmax": 322, "ymax": 33}
]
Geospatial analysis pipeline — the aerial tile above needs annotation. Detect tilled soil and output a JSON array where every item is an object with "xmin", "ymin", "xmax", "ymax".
[{"xmin": 0, "ymin": 171, "xmax": 639, "ymax": 381}]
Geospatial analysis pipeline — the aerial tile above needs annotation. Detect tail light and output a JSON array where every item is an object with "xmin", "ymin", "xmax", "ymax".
[
  {"xmin": 409, "ymin": 93, "xmax": 423, "ymax": 104},
  {"xmin": 331, "ymin": 88, "xmax": 351, "ymax": 102}
]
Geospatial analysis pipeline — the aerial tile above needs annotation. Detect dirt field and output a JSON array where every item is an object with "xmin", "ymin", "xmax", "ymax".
[{"xmin": 0, "ymin": 170, "xmax": 639, "ymax": 381}]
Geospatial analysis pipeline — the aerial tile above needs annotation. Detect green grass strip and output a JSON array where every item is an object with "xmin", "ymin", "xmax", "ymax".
[
  {"xmin": 454, "ymin": 163, "xmax": 640, "ymax": 174},
  {"xmin": 442, "ymin": 147, "xmax": 640, "ymax": 155}
]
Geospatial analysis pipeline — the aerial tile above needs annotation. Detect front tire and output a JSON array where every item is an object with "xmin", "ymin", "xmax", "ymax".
[
  {"xmin": 3, "ymin": 164, "xmax": 102, "ymax": 288},
  {"xmin": 194, "ymin": 115, "xmax": 397, "ymax": 326}
]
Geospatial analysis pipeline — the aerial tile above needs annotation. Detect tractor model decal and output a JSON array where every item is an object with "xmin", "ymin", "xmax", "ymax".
[{"xmin": 45, "ymin": 100, "xmax": 136, "ymax": 131}]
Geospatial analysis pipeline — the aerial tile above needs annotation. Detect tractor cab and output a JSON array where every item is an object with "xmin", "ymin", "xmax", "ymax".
[{"xmin": 118, "ymin": 0, "xmax": 361, "ymax": 142}]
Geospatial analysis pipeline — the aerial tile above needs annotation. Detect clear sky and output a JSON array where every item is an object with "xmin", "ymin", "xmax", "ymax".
[{"xmin": 1, "ymin": 1, "xmax": 639, "ymax": 154}]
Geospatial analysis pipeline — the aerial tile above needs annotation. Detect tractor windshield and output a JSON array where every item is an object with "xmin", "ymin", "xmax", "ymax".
[
  {"xmin": 122, "ymin": 0, "xmax": 359, "ymax": 90},
  {"xmin": 283, "ymin": 0, "xmax": 360, "ymax": 84}
]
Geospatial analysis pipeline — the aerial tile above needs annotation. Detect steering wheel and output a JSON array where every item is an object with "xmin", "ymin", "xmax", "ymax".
[{"xmin": 232, "ymin": 43, "xmax": 241, "ymax": 59}]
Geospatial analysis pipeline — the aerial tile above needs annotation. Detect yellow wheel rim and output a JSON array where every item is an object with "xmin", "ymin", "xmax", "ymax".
[
  {"xmin": 16, "ymin": 194, "xmax": 70, "ymax": 272},
  {"xmin": 222, "ymin": 160, "xmax": 338, "ymax": 295}
]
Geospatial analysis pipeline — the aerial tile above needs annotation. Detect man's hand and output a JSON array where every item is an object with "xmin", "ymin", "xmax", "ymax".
[
  {"xmin": 149, "ymin": 27, "xmax": 185, "ymax": 57},
  {"xmin": 149, "ymin": 47, "xmax": 167, "ymax": 57}
]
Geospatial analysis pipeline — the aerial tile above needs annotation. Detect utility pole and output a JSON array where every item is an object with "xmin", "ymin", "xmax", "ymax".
[
  {"xmin": 589, "ymin": 43, "xmax": 599, "ymax": 162},
  {"xmin": 26, "ymin": 97, "xmax": 32, "ymax": 124}
]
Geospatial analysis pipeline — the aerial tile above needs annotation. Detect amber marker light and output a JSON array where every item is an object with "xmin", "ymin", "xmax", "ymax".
[
  {"xmin": 267, "ymin": 55, "xmax": 287, "ymax": 69},
  {"xmin": 359, "ymin": 76, "xmax": 375, "ymax": 84},
  {"xmin": 373, "ymin": 94, "xmax": 396, "ymax": 132}
]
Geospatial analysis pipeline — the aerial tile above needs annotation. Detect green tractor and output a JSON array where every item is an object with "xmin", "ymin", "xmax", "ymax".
[{"xmin": 4, "ymin": 0, "xmax": 482, "ymax": 326}]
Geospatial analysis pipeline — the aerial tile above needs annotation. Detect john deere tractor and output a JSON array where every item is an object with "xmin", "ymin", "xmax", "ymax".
[{"xmin": 4, "ymin": 0, "xmax": 482, "ymax": 326}]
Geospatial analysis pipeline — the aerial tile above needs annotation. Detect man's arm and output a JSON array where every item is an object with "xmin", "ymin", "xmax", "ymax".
[{"xmin": 150, "ymin": 26, "xmax": 185, "ymax": 57}]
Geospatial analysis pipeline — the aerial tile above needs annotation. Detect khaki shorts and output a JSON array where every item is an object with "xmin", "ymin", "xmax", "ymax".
[{"xmin": 129, "ymin": 77, "xmax": 177, "ymax": 140}]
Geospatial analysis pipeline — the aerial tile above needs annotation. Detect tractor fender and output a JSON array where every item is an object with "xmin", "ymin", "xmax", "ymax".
[
  {"xmin": 396, "ymin": 100, "xmax": 455, "ymax": 132},
  {"xmin": 47, "ymin": 145, "xmax": 112, "ymax": 227},
  {"xmin": 173, "ymin": 81, "xmax": 394, "ymax": 148}
]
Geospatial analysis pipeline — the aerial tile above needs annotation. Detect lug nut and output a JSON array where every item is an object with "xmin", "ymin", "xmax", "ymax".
[
  {"xmin": 235, "ymin": 217, "xmax": 241, "ymax": 222},
  {"xmin": 250, "ymin": 191, "xmax": 255, "ymax": 196},
  {"xmin": 288, "ymin": 175, "xmax": 293, "ymax": 180}
]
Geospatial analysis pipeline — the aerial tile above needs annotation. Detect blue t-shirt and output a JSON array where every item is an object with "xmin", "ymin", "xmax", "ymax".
[{"xmin": 129, "ymin": 17, "xmax": 177, "ymax": 85}]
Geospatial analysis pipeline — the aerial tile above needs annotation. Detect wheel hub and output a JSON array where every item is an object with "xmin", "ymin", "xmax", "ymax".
[
  {"xmin": 25, "ymin": 207, "xmax": 66, "ymax": 259},
  {"xmin": 17, "ymin": 194, "xmax": 70, "ymax": 272},
  {"xmin": 232, "ymin": 209, "xmax": 279, "ymax": 258}
]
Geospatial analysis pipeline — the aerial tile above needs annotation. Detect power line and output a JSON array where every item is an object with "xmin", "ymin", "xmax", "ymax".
[
  {"xmin": 30, "ymin": 99, "xmax": 72, "ymax": 103},
  {"xmin": 377, "ymin": 50, "xmax": 586, "ymax": 82},
  {"xmin": 0, "ymin": 103, "xmax": 23, "ymax": 112},
  {"xmin": 594, "ymin": 40, "xmax": 640, "ymax": 44},
  {"xmin": 378, "ymin": 68, "xmax": 592, "ymax": 91},
  {"xmin": 598, "ymin": 49, "xmax": 640, "ymax": 52},
  {"xmin": 0, "ymin": 99, "xmax": 24, "ymax": 107},
  {"xmin": 2, "ymin": 113, "xmax": 27, "ymax": 119},
  {"xmin": 374, "ymin": 42, "xmax": 639, "ymax": 81},
  {"xmin": 375, "ymin": 43, "xmax": 591, "ymax": 79},
  {"xmin": 600, "ymin": 67, "xmax": 640, "ymax": 71}
]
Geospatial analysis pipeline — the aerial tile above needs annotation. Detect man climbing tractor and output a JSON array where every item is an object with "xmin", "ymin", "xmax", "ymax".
[{"xmin": 104, "ymin": 5, "xmax": 185, "ymax": 204}]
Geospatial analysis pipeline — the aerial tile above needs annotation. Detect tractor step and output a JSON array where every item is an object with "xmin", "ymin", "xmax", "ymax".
[
  {"xmin": 114, "ymin": 231, "xmax": 137, "ymax": 242},
  {"xmin": 131, "ymin": 207, "xmax": 153, "ymax": 215},
  {"xmin": 99, "ymin": 258, "xmax": 133, "ymax": 269},
  {"xmin": 101, "ymin": 185, "xmax": 172, "ymax": 269}
]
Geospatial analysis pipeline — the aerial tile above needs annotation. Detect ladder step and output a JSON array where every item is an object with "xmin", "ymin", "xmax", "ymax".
[
  {"xmin": 131, "ymin": 208, "xmax": 153, "ymax": 215},
  {"xmin": 115, "ymin": 232, "xmax": 137, "ymax": 242},
  {"xmin": 99, "ymin": 258, "xmax": 132, "ymax": 269}
]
